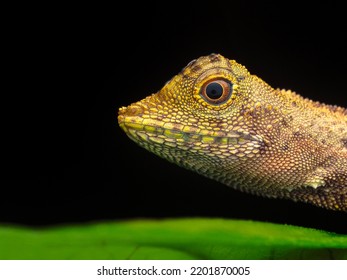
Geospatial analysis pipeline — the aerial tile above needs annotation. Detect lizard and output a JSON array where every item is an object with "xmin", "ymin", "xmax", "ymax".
[{"xmin": 118, "ymin": 53, "xmax": 347, "ymax": 212}]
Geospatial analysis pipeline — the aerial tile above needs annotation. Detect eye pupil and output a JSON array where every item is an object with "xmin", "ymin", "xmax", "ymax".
[
  {"xmin": 206, "ymin": 82, "xmax": 223, "ymax": 99},
  {"xmin": 199, "ymin": 79, "xmax": 233, "ymax": 105}
]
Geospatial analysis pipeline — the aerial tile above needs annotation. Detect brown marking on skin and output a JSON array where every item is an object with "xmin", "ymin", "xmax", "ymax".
[
  {"xmin": 209, "ymin": 53, "xmax": 221, "ymax": 63},
  {"xmin": 280, "ymin": 118, "xmax": 289, "ymax": 127},
  {"xmin": 342, "ymin": 138, "xmax": 347, "ymax": 148},
  {"xmin": 191, "ymin": 64, "xmax": 202, "ymax": 73},
  {"xmin": 281, "ymin": 143, "xmax": 289, "ymax": 151},
  {"xmin": 293, "ymin": 131, "xmax": 304, "ymax": 139}
]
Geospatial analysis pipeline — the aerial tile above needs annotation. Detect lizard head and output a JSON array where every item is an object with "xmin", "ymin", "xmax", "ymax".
[
  {"xmin": 117, "ymin": 53, "xmax": 278, "ymax": 183},
  {"xmin": 118, "ymin": 54, "xmax": 347, "ymax": 211}
]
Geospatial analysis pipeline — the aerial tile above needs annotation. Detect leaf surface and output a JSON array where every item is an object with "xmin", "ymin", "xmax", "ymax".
[{"xmin": 1, "ymin": 218, "xmax": 346, "ymax": 259}]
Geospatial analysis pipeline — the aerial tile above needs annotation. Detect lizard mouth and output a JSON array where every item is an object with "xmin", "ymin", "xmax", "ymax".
[{"xmin": 118, "ymin": 107, "xmax": 263, "ymax": 148}]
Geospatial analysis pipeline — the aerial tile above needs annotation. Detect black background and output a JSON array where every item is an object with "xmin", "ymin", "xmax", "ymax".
[{"xmin": 1, "ymin": 1, "xmax": 346, "ymax": 233}]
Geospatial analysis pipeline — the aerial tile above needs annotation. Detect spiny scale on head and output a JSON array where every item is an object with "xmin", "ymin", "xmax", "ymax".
[{"xmin": 118, "ymin": 53, "xmax": 347, "ymax": 212}]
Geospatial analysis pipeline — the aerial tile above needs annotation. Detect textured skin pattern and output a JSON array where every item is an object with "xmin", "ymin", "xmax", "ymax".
[{"xmin": 118, "ymin": 54, "xmax": 347, "ymax": 211}]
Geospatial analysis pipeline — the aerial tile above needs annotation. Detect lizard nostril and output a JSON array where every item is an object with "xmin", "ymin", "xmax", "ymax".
[{"xmin": 118, "ymin": 106, "xmax": 127, "ymax": 115}]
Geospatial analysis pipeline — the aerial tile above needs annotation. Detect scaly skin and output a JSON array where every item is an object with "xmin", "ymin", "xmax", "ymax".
[{"xmin": 118, "ymin": 54, "xmax": 347, "ymax": 211}]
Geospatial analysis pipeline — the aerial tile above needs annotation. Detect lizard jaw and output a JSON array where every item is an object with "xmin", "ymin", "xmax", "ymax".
[{"xmin": 118, "ymin": 110, "xmax": 264, "ymax": 159}]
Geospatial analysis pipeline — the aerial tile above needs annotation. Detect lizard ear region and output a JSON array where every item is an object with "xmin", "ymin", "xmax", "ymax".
[{"xmin": 199, "ymin": 79, "xmax": 233, "ymax": 105}]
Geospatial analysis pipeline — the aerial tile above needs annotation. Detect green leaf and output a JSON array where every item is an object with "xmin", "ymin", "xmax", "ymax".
[{"xmin": 0, "ymin": 218, "xmax": 346, "ymax": 259}]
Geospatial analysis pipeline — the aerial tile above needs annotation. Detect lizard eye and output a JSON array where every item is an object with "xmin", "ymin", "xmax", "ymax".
[{"xmin": 200, "ymin": 79, "xmax": 233, "ymax": 105}]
